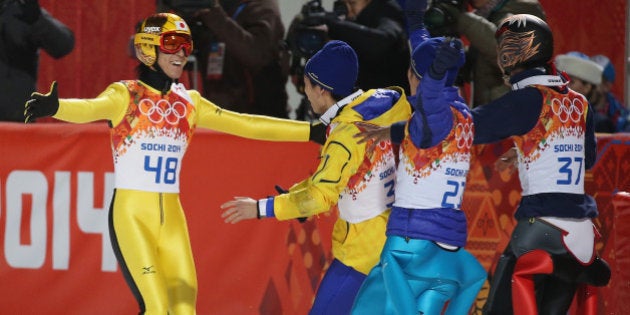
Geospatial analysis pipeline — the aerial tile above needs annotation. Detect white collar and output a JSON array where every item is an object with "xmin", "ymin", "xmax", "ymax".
[
  {"xmin": 170, "ymin": 82, "xmax": 193, "ymax": 103},
  {"xmin": 319, "ymin": 89, "xmax": 364, "ymax": 125},
  {"xmin": 511, "ymin": 75, "xmax": 565, "ymax": 90}
]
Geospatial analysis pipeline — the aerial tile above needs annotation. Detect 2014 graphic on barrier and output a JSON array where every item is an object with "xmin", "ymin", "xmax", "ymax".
[{"xmin": 1, "ymin": 170, "xmax": 117, "ymax": 272}]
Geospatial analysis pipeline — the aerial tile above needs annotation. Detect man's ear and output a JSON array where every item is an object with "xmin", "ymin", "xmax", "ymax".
[{"xmin": 318, "ymin": 85, "xmax": 327, "ymax": 96}]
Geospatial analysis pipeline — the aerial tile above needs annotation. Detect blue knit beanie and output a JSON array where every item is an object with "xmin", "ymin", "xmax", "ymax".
[
  {"xmin": 411, "ymin": 37, "xmax": 465, "ymax": 86},
  {"xmin": 591, "ymin": 54, "xmax": 615, "ymax": 83},
  {"xmin": 304, "ymin": 40, "xmax": 358, "ymax": 96}
]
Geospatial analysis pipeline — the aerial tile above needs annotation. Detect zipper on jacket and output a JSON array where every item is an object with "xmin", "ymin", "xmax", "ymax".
[
  {"xmin": 405, "ymin": 209, "xmax": 411, "ymax": 243},
  {"xmin": 159, "ymin": 193, "xmax": 164, "ymax": 225},
  {"xmin": 342, "ymin": 221, "xmax": 350, "ymax": 244}
]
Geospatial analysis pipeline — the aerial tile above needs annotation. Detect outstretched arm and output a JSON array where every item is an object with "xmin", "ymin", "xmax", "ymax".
[
  {"xmin": 194, "ymin": 93, "xmax": 324, "ymax": 144},
  {"xmin": 222, "ymin": 122, "xmax": 366, "ymax": 223},
  {"xmin": 25, "ymin": 81, "xmax": 127, "ymax": 124},
  {"xmin": 353, "ymin": 121, "xmax": 392, "ymax": 143},
  {"xmin": 353, "ymin": 119, "xmax": 412, "ymax": 152}
]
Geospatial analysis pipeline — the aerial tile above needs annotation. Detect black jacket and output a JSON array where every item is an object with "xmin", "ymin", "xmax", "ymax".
[
  {"xmin": 191, "ymin": 0, "xmax": 290, "ymax": 118},
  {"xmin": 327, "ymin": 0, "xmax": 410, "ymax": 94},
  {"xmin": 0, "ymin": 2, "xmax": 74, "ymax": 122}
]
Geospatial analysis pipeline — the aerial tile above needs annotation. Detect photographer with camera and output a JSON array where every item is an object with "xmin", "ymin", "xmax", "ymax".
[
  {"xmin": 288, "ymin": 0, "xmax": 410, "ymax": 99},
  {"xmin": 0, "ymin": 0, "xmax": 74, "ymax": 122},
  {"xmin": 424, "ymin": 0, "xmax": 546, "ymax": 107},
  {"xmin": 158, "ymin": 0, "xmax": 290, "ymax": 118}
]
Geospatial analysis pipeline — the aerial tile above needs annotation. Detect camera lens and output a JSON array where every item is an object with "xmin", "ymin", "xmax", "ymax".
[
  {"xmin": 425, "ymin": 7, "xmax": 447, "ymax": 29},
  {"xmin": 297, "ymin": 29, "xmax": 326, "ymax": 57}
]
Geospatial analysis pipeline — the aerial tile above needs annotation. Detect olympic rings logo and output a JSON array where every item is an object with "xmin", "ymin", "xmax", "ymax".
[
  {"xmin": 376, "ymin": 139, "xmax": 391, "ymax": 151},
  {"xmin": 455, "ymin": 122, "xmax": 473, "ymax": 149},
  {"xmin": 551, "ymin": 97, "xmax": 584, "ymax": 123},
  {"xmin": 139, "ymin": 99, "xmax": 187, "ymax": 125}
]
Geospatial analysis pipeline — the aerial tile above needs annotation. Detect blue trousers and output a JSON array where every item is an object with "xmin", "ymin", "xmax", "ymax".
[
  {"xmin": 309, "ymin": 258, "xmax": 366, "ymax": 315},
  {"xmin": 351, "ymin": 236, "xmax": 486, "ymax": 315}
]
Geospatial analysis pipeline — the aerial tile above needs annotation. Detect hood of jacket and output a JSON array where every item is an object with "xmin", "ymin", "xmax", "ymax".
[{"xmin": 334, "ymin": 86, "xmax": 412, "ymax": 126}]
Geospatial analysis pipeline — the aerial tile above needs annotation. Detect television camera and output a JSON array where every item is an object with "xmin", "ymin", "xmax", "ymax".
[
  {"xmin": 424, "ymin": 0, "xmax": 468, "ymax": 37},
  {"xmin": 285, "ymin": 0, "xmax": 347, "ymax": 120}
]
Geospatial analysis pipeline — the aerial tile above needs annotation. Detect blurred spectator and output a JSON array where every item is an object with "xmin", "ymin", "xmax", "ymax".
[
  {"xmin": 158, "ymin": 0, "xmax": 290, "ymax": 118},
  {"xmin": 590, "ymin": 54, "xmax": 629, "ymax": 132},
  {"xmin": 428, "ymin": 0, "xmax": 546, "ymax": 107},
  {"xmin": 310, "ymin": 0, "xmax": 411, "ymax": 94},
  {"xmin": 555, "ymin": 52, "xmax": 614, "ymax": 133},
  {"xmin": 0, "ymin": 0, "xmax": 74, "ymax": 122}
]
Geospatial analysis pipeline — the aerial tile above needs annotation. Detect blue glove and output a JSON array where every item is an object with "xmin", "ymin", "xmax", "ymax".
[
  {"xmin": 429, "ymin": 38, "xmax": 463, "ymax": 80},
  {"xmin": 404, "ymin": 0, "xmax": 429, "ymax": 31}
]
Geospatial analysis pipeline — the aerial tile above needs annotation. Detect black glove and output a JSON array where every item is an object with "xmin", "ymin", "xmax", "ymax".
[
  {"xmin": 428, "ymin": 38, "xmax": 463, "ymax": 80},
  {"xmin": 404, "ymin": 0, "xmax": 429, "ymax": 31},
  {"xmin": 18, "ymin": 0, "xmax": 41, "ymax": 24},
  {"xmin": 25, "ymin": 81, "xmax": 59, "ymax": 123},
  {"xmin": 309, "ymin": 121, "xmax": 327, "ymax": 145},
  {"xmin": 274, "ymin": 185, "xmax": 307, "ymax": 223}
]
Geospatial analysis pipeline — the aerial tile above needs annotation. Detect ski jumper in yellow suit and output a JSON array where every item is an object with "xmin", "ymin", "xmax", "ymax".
[
  {"xmin": 51, "ymin": 78, "xmax": 315, "ymax": 314},
  {"xmin": 24, "ymin": 12, "xmax": 323, "ymax": 314},
  {"xmin": 51, "ymin": 77, "xmax": 317, "ymax": 314},
  {"xmin": 257, "ymin": 87, "xmax": 411, "ymax": 314}
]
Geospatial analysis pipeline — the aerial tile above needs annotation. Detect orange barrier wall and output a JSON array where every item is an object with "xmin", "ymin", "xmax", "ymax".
[
  {"xmin": 0, "ymin": 122, "xmax": 329, "ymax": 314},
  {"xmin": 1, "ymin": 122, "xmax": 629, "ymax": 314}
]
